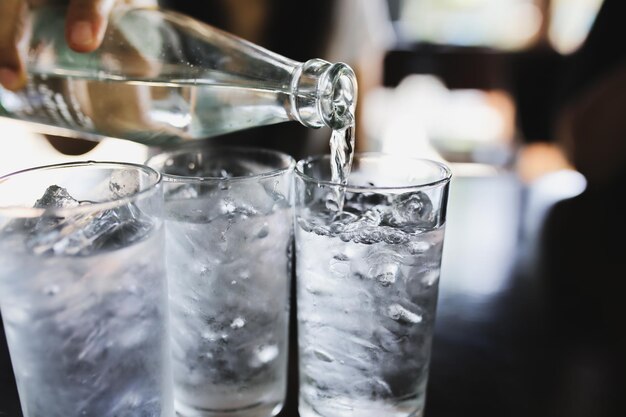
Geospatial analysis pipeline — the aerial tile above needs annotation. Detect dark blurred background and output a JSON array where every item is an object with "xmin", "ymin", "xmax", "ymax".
[{"xmin": 2, "ymin": 0, "xmax": 625, "ymax": 416}]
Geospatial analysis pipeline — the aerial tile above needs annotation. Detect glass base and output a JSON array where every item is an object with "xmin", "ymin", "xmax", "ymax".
[
  {"xmin": 175, "ymin": 400, "xmax": 283, "ymax": 417},
  {"xmin": 299, "ymin": 397, "xmax": 423, "ymax": 417}
]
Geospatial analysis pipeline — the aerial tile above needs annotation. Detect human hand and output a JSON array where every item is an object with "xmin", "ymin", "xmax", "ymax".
[{"xmin": 0, "ymin": 0, "xmax": 154, "ymax": 91}]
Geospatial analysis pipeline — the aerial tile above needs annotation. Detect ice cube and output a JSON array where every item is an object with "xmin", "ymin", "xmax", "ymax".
[
  {"xmin": 33, "ymin": 185, "xmax": 80, "ymax": 209},
  {"xmin": 343, "ymin": 191, "xmax": 391, "ymax": 213},
  {"xmin": 384, "ymin": 191, "xmax": 435, "ymax": 229},
  {"xmin": 26, "ymin": 186, "xmax": 153, "ymax": 256},
  {"xmin": 108, "ymin": 169, "xmax": 141, "ymax": 198}
]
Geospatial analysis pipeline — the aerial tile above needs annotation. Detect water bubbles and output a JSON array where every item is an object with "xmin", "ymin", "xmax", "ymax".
[
  {"xmin": 329, "ymin": 256, "xmax": 350, "ymax": 277},
  {"xmin": 386, "ymin": 304, "xmax": 423, "ymax": 324},
  {"xmin": 256, "ymin": 344, "xmax": 279, "ymax": 364},
  {"xmin": 372, "ymin": 264, "xmax": 400, "ymax": 287},
  {"xmin": 219, "ymin": 199, "xmax": 236, "ymax": 216},
  {"xmin": 325, "ymin": 196, "xmax": 340, "ymax": 212},
  {"xmin": 201, "ymin": 330, "xmax": 218, "ymax": 342},
  {"xmin": 230, "ymin": 317, "xmax": 246, "ymax": 329},
  {"xmin": 382, "ymin": 230, "xmax": 409, "ymax": 245},
  {"xmin": 408, "ymin": 240, "xmax": 431, "ymax": 254},
  {"xmin": 313, "ymin": 349, "xmax": 335, "ymax": 363},
  {"xmin": 249, "ymin": 344, "xmax": 280, "ymax": 368},
  {"xmin": 333, "ymin": 253, "xmax": 349, "ymax": 261},
  {"xmin": 256, "ymin": 223, "xmax": 269, "ymax": 239},
  {"xmin": 44, "ymin": 285, "xmax": 60, "ymax": 296},
  {"xmin": 385, "ymin": 191, "xmax": 435, "ymax": 229},
  {"xmin": 421, "ymin": 269, "xmax": 440, "ymax": 287}
]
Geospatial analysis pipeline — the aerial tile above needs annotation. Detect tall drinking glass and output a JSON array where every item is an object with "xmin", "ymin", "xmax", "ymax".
[
  {"xmin": 147, "ymin": 147, "xmax": 295, "ymax": 417},
  {"xmin": 295, "ymin": 154, "xmax": 451, "ymax": 417},
  {"xmin": 0, "ymin": 161, "xmax": 172, "ymax": 417}
]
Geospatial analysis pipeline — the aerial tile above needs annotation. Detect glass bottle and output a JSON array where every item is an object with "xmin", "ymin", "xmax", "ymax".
[{"xmin": 0, "ymin": 5, "xmax": 357, "ymax": 146}]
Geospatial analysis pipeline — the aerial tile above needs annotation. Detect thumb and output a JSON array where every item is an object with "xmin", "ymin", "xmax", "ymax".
[
  {"xmin": 65, "ymin": 0, "xmax": 116, "ymax": 53},
  {"xmin": 0, "ymin": 0, "xmax": 28, "ymax": 90}
]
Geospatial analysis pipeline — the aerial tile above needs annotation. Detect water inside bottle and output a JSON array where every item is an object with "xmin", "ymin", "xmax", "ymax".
[{"xmin": 0, "ymin": 71, "xmax": 294, "ymax": 146}]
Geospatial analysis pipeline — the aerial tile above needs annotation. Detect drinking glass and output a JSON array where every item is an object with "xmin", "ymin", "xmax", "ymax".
[
  {"xmin": 294, "ymin": 153, "xmax": 451, "ymax": 417},
  {"xmin": 147, "ymin": 146, "xmax": 295, "ymax": 417},
  {"xmin": 0, "ymin": 161, "xmax": 172, "ymax": 417}
]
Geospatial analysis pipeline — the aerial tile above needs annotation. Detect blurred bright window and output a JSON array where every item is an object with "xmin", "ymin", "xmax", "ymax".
[
  {"xmin": 395, "ymin": 0, "xmax": 604, "ymax": 52},
  {"xmin": 548, "ymin": 0, "xmax": 604, "ymax": 53},
  {"xmin": 397, "ymin": 0, "xmax": 543, "ymax": 50}
]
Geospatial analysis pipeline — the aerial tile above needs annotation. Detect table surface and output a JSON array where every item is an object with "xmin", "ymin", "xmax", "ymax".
[{"xmin": 2, "ymin": 170, "xmax": 624, "ymax": 417}]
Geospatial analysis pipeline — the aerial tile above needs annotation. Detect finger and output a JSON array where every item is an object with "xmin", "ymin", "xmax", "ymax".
[
  {"xmin": 65, "ymin": 0, "xmax": 116, "ymax": 53},
  {"xmin": 0, "ymin": 0, "xmax": 28, "ymax": 90}
]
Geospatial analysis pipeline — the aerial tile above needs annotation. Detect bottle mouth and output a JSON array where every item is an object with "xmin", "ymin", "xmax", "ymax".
[
  {"xmin": 318, "ymin": 62, "xmax": 357, "ymax": 130},
  {"xmin": 291, "ymin": 60, "xmax": 357, "ymax": 130}
]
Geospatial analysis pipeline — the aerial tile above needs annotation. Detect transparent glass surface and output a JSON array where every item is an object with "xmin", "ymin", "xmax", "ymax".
[
  {"xmin": 295, "ymin": 153, "xmax": 451, "ymax": 417},
  {"xmin": 147, "ymin": 147, "xmax": 294, "ymax": 417},
  {"xmin": 0, "ymin": 162, "xmax": 172, "ymax": 417}
]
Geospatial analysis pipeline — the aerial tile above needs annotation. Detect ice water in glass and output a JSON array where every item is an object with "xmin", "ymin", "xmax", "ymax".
[
  {"xmin": 295, "ymin": 155, "xmax": 451, "ymax": 417},
  {"xmin": 0, "ymin": 164, "xmax": 172, "ymax": 417},
  {"xmin": 148, "ymin": 148, "xmax": 294, "ymax": 417}
]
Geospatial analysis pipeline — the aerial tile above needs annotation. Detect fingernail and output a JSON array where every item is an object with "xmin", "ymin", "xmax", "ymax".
[
  {"xmin": 70, "ymin": 21, "xmax": 94, "ymax": 47},
  {"xmin": 0, "ymin": 68, "xmax": 20, "ymax": 89}
]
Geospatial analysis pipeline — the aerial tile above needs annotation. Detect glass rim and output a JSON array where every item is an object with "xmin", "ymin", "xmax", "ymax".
[
  {"xmin": 0, "ymin": 160, "xmax": 162, "ymax": 218},
  {"xmin": 146, "ymin": 146, "xmax": 296, "ymax": 184},
  {"xmin": 295, "ymin": 153, "xmax": 452, "ymax": 193}
]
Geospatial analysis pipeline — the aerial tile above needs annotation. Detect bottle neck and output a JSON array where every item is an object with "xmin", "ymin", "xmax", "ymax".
[{"xmin": 290, "ymin": 59, "xmax": 357, "ymax": 130}]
